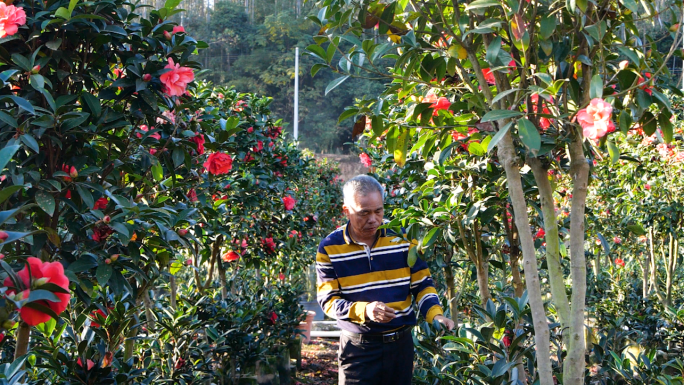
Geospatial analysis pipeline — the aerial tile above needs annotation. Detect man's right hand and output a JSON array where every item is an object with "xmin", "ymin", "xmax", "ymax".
[{"xmin": 365, "ymin": 301, "xmax": 396, "ymax": 323}]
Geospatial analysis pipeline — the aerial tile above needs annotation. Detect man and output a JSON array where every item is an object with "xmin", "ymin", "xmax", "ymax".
[{"xmin": 316, "ymin": 175, "xmax": 455, "ymax": 385}]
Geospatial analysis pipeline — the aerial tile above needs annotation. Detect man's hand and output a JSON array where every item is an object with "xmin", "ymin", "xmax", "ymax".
[
  {"xmin": 434, "ymin": 315, "xmax": 455, "ymax": 330},
  {"xmin": 365, "ymin": 302, "xmax": 396, "ymax": 323}
]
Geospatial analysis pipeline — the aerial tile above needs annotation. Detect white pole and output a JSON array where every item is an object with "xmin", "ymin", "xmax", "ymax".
[{"xmin": 294, "ymin": 47, "xmax": 299, "ymax": 142}]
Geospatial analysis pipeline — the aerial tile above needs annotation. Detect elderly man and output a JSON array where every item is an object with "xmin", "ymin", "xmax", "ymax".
[{"xmin": 316, "ymin": 175, "xmax": 454, "ymax": 385}]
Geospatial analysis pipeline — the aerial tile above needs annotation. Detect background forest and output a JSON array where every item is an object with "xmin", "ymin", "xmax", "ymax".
[{"xmin": 137, "ymin": 0, "xmax": 386, "ymax": 153}]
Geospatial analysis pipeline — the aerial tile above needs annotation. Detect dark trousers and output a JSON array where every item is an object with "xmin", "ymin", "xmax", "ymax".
[{"xmin": 338, "ymin": 329, "xmax": 414, "ymax": 385}]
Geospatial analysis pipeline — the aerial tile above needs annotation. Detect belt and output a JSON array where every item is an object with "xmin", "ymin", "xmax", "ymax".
[{"xmin": 342, "ymin": 326, "xmax": 413, "ymax": 344}]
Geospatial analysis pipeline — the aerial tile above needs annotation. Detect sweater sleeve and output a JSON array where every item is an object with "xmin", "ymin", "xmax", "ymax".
[
  {"xmin": 315, "ymin": 242, "xmax": 368, "ymax": 323},
  {"xmin": 409, "ymin": 243, "xmax": 443, "ymax": 323}
]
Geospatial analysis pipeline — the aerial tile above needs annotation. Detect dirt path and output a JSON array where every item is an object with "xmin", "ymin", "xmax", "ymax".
[{"xmin": 294, "ymin": 338, "xmax": 339, "ymax": 384}]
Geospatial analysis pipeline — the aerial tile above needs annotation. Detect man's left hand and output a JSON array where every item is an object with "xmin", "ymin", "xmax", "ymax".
[{"xmin": 434, "ymin": 315, "xmax": 455, "ymax": 331}]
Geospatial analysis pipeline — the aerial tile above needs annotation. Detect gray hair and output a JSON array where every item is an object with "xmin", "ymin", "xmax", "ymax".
[{"xmin": 343, "ymin": 175, "xmax": 385, "ymax": 206}]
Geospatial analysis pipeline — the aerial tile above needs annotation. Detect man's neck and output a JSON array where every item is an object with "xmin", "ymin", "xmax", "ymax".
[{"xmin": 349, "ymin": 226, "xmax": 378, "ymax": 246}]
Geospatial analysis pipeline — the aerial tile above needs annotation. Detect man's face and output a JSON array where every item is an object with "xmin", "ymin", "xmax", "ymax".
[{"xmin": 343, "ymin": 191, "xmax": 384, "ymax": 241}]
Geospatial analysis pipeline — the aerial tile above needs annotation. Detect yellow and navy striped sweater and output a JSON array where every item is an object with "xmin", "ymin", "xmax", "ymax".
[{"xmin": 316, "ymin": 222, "xmax": 443, "ymax": 334}]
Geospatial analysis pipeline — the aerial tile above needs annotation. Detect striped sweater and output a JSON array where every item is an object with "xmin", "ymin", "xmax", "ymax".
[{"xmin": 316, "ymin": 222, "xmax": 443, "ymax": 334}]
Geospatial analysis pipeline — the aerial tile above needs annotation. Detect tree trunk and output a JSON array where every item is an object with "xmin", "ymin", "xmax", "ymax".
[
  {"xmin": 640, "ymin": 251, "xmax": 649, "ymax": 299},
  {"xmin": 529, "ymin": 158, "xmax": 571, "ymax": 328},
  {"xmin": 648, "ymin": 227, "xmax": 665, "ymax": 303},
  {"xmin": 457, "ymin": 220, "xmax": 491, "ymax": 305},
  {"xmin": 218, "ymin": 258, "xmax": 228, "ymax": 300},
  {"xmin": 665, "ymin": 236, "xmax": 677, "ymax": 307},
  {"xmin": 14, "ymin": 321, "xmax": 31, "ymax": 360},
  {"xmin": 443, "ymin": 248, "xmax": 458, "ymax": 322},
  {"xmin": 594, "ymin": 246, "xmax": 601, "ymax": 278},
  {"xmin": 503, "ymin": 210, "xmax": 525, "ymax": 298},
  {"xmin": 497, "ymin": 130, "xmax": 554, "ymax": 385},
  {"xmin": 142, "ymin": 289, "xmax": 156, "ymax": 331},
  {"xmin": 562, "ymin": 134, "xmax": 590, "ymax": 385},
  {"xmin": 170, "ymin": 274, "xmax": 177, "ymax": 310}
]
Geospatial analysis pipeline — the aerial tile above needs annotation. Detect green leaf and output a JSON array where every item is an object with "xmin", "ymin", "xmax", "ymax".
[
  {"xmin": 164, "ymin": 0, "xmax": 181, "ymax": 8},
  {"xmin": 465, "ymin": 0, "xmax": 501, "ymax": 10},
  {"xmin": 378, "ymin": 2, "xmax": 396, "ymax": 35},
  {"xmin": 311, "ymin": 63, "xmax": 327, "ymax": 77},
  {"xmin": 641, "ymin": 111, "xmax": 657, "ymax": 136},
  {"xmin": 487, "ymin": 121, "xmax": 513, "ymax": 153},
  {"xmin": 325, "ymin": 76, "xmax": 349, "ymax": 95},
  {"xmin": 46, "ymin": 39, "xmax": 62, "ymax": 50},
  {"xmin": 35, "ymin": 190, "xmax": 56, "ymax": 216},
  {"xmin": 607, "ymin": 140, "xmax": 619, "ymax": 165},
  {"xmin": 566, "ymin": 0, "xmax": 576, "ymax": 12},
  {"xmin": 81, "ymin": 92, "xmax": 101, "ymax": 118},
  {"xmin": 517, "ymin": 118, "xmax": 541, "ymax": 152},
  {"xmin": 540, "ymin": 16, "xmax": 556, "ymax": 40},
  {"xmin": 75, "ymin": 185, "xmax": 94, "ymax": 209},
  {"xmin": 306, "ymin": 44, "xmax": 328, "ymax": 63},
  {"xmin": 55, "ymin": 6, "xmax": 71, "ymax": 20},
  {"xmin": 27, "ymin": 289, "xmax": 60, "ymax": 303},
  {"xmin": 659, "ymin": 112, "xmax": 674, "ymax": 143},
  {"xmin": 0, "ymin": 111, "xmax": 17, "ymax": 128},
  {"xmin": 481, "ymin": 110, "xmax": 522, "ymax": 122},
  {"xmin": 338, "ymin": 108, "xmax": 358, "ymax": 123},
  {"xmin": 0, "ymin": 145, "xmax": 20, "ymax": 171},
  {"xmin": 617, "ymin": 46, "xmax": 640, "ymax": 66},
  {"xmin": 95, "ymin": 264, "xmax": 113, "ymax": 286},
  {"xmin": 467, "ymin": 142, "xmax": 485, "ymax": 156},
  {"xmin": 0, "ymin": 185, "xmax": 24, "ymax": 205},
  {"xmin": 151, "ymin": 162, "xmax": 163, "ymax": 182},
  {"xmin": 485, "ymin": 37, "xmax": 501, "ymax": 65},
  {"xmin": 626, "ymin": 224, "xmax": 646, "ymax": 236},
  {"xmin": 407, "ymin": 245, "xmax": 418, "ymax": 267},
  {"xmin": 371, "ymin": 115, "xmax": 384, "ymax": 136},
  {"xmin": 67, "ymin": 256, "xmax": 98, "ymax": 273},
  {"xmin": 590, "ymin": 74, "xmax": 603, "ymax": 99},
  {"xmin": 20, "ymin": 134, "xmax": 39, "ymax": 153},
  {"xmin": 619, "ymin": 110, "xmax": 632, "ymax": 134},
  {"xmin": 8, "ymin": 96, "xmax": 35, "ymax": 114}
]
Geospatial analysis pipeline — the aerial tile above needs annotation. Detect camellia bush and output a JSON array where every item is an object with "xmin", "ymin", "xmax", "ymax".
[
  {"xmin": 307, "ymin": 0, "xmax": 684, "ymax": 383},
  {"xmin": 0, "ymin": 0, "xmax": 343, "ymax": 382}
]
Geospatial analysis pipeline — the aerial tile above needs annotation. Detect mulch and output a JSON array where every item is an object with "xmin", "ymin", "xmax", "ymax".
[{"xmin": 294, "ymin": 338, "xmax": 339, "ymax": 384}]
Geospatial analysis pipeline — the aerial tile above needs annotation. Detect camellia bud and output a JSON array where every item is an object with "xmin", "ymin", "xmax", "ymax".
[
  {"xmin": 105, "ymin": 258, "xmax": 112, "ymax": 264},
  {"xmin": 164, "ymin": 30, "xmax": 172, "ymax": 40},
  {"xmin": 143, "ymin": 74, "xmax": 152, "ymax": 82},
  {"xmin": 31, "ymin": 65, "xmax": 41, "ymax": 74},
  {"xmin": 1, "ymin": 320, "xmax": 16, "ymax": 330},
  {"xmin": 0, "ymin": 254, "xmax": 4, "ymax": 259},
  {"xmin": 0, "ymin": 231, "xmax": 8, "ymax": 242},
  {"xmin": 32, "ymin": 277, "xmax": 51, "ymax": 289},
  {"xmin": 69, "ymin": 166, "xmax": 78, "ymax": 179},
  {"xmin": 178, "ymin": 229, "xmax": 188, "ymax": 236},
  {"xmin": 103, "ymin": 215, "xmax": 111, "ymax": 224},
  {"xmin": 110, "ymin": 254, "xmax": 119, "ymax": 262}
]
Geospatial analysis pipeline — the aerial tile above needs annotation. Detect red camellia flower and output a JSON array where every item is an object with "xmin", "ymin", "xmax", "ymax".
[
  {"xmin": 253, "ymin": 140, "xmax": 264, "ymax": 153},
  {"xmin": 3, "ymin": 257, "xmax": 71, "ymax": 326},
  {"xmin": 266, "ymin": 311, "xmax": 278, "ymax": 325},
  {"xmin": 93, "ymin": 197, "xmax": 109, "ymax": 210},
  {"xmin": 189, "ymin": 134, "xmax": 205, "ymax": 155},
  {"xmin": 172, "ymin": 25, "xmax": 185, "ymax": 34},
  {"xmin": 0, "ymin": 3, "xmax": 26, "ymax": 38},
  {"xmin": 614, "ymin": 258, "xmax": 625, "ymax": 268},
  {"xmin": 359, "ymin": 153, "xmax": 372, "ymax": 168},
  {"xmin": 160, "ymin": 57, "xmax": 195, "ymax": 97},
  {"xmin": 174, "ymin": 357, "xmax": 186, "ymax": 370},
  {"xmin": 279, "ymin": 272, "xmax": 285, "ymax": 280},
  {"xmin": 222, "ymin": 250, "xmax": 240, "ymax": 262},
  {"xmin": 534, "ymin": 228, "xmax": 545, "ymax": 240},
  {"xmin": 262, "ymin": 237, "xmax": 276, "ymax": 253},
  {"xmin": 90, "ymin": 309, "xmax": 107, "ymax": 328},
  {"xmin": 203, "ymin": 152, "xmax": 233, "ymax": 175},
  {"xmin": 482, "ymin": 68, "xmax": 496, "ymax": 85},
  {"xmin": 613, "ymin": 237, "xmax": 621, "ymax": 244},
  {"xmin": 268, "ymin": 126, "xmax": 283, "ymax": 139},
  {"xmin": 188, "ymin": 188, "xmax": 198, "ymax": 202},
  {"xmin": 92, "ymin": 225, "xmax": 113, "ymax": 243},
  {"xmin": 283, "ymin": 196, "xmax": 296, "ymax": 211},
  {"xmin": 503, "ymin": 329, "xmax": 513, "ymax": 347}
]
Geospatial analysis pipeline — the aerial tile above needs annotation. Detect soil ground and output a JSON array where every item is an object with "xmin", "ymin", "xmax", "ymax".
[{"xmin": 294, "ymin": 338, "xmax": 339, "ymax": 384}]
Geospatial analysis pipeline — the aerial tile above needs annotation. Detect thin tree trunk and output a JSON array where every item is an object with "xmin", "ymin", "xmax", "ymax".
[
  {"xmin": 665, "ymin": 236, "xmax": 677, "ymax": 306},
  {"xmin": 529, "ymin": 158, "xmax": 571, "ymax": 329},
  {"xmin": 640, "ymin": 250, "xmax": 649, "ymax": 299},
  {"xmin": 503, "ymin": 210, "xmax": 525, "ymax": 298},
  {"xmin": 457, "ymin": 220, "xmax": 491, "ymax": 305},
  {"xmin": 14, "ymin": 321, "xmax": 30, "ymax": 360},
  {"xmin": 498, "ymin": 130, "xmax": 554, "ymax": 385},
  {"xmin": 170, "ymin": 274, "xmax": 177, "ymax": 310},
  {"xmin": 594, "ymin": 246, "xmax": 601, "ymax": 278},
  {"xmin": 443, "ymin": 248, "xmax": 458, "ymax": 321},
  {"xmin": 218, "ymin": 257, "xmax": 228, "ymax": 300},
  {"xmin": 142, "ymin": 289, "xmax": 156, "ymax": 331},
  {"xmin": 562, "ymin": 134, "xmax": 590, "ymax": 385},
  {"xmin": 649, "ymin": 227, "xmax": 665, "ymax": 303}
]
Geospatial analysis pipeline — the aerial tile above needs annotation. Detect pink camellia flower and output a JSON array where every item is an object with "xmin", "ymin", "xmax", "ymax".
[
  {"xmin": 136, "ymin": 125, "xmax": 161, "ymax": 140},
  {"xmin": 672, "ymin": 152, "xmax": 684, "ymax": 163},
  {"xmin": 645, "ymin": 184, "xmax": 651, "ymax": 190},
  {"xmin": 149, "ymin": 149, "xmax": 158, "ymax": 155},
  {"xmin": 283, "ymin": 196, "xmax": 296, "ymax": 210},
  {"xmin": 0, "ymin": 3, "xmax": 26, "ymax": 38},
  {"xmin": 247, "ymin": 127, "xmax": 254, "ymax": 133},
  {"xmin": 614, "ymin": 258, "xmax": 625, "ymax": 268},
  {"xmin": 359, "ymin": 153, "xmax": 372, "ymax": 167},
  {"xmin": 160, "ymin": 58, "xmax": 194, "ymax": 97},
  {"xmin": 613, "ymin": 237, "xmax": 621, "ymax": 244},
  {"xmin": 172, "ymin": 25, "xmax": 185, "ymax": 34},
  {"xmin": 203, "ymin": 152, "xmax": 233, "ymax": 175},
  {"xmin": 576, "ymin": 98, "xmax": 613, "ymax": 140}
]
